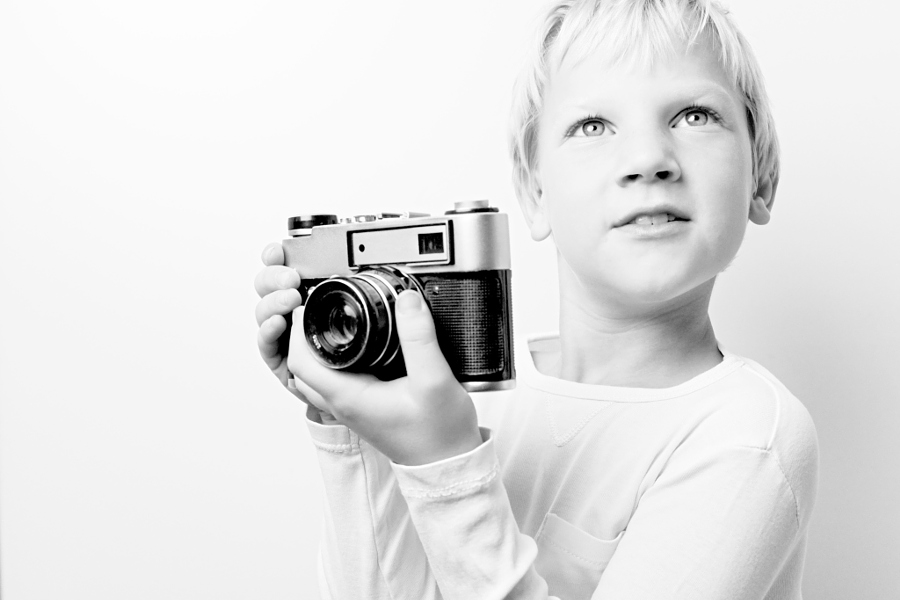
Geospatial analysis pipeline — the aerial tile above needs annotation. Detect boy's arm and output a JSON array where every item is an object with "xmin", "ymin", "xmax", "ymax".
[
  {"xmin": 305, "ymin": 407, "xmax": 444, "ymax": 600},
  {"xmin": 307, "ymin": 408, "xmax": 562, "ymax": 599},
  {"xmin": 391, "ymin": 429, "xmax": 557, "ymax": 599}
]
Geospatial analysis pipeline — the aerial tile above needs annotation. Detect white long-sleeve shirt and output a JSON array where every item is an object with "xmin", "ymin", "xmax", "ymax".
[{"xmin": 306, "ymin": 335, "xmax": 819, "ymax": 599}]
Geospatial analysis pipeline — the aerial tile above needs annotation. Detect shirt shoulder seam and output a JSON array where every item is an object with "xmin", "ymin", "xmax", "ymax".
[
  {"xmin": 734, "ymin": 445, "xmax": 801, "ymax": 531},
  {"xmin": 737, "ymin": 362, "xmax": 784, "ymax": 451}
]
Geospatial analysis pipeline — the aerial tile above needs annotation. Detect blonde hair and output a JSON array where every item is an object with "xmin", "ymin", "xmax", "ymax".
[{"xmin": 509, "ymin": 0, "xmax": 779, "ymax": 206}]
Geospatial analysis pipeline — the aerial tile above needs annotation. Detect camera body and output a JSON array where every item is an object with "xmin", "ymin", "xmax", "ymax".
[{"xmin": 283, "ymin": 200, "xmax": 515, "ymax": 392}]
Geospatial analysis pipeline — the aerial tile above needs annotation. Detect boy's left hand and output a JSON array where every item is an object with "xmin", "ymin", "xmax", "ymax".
[{"xmin": 287, "ymin": 290, "xmax": 483, "ymax": 466}]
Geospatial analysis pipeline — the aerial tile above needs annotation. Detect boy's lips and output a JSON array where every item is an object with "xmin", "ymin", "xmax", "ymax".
[{"xmin": 613, "ymin": 206, "xmax": 690, "ymax": 228}]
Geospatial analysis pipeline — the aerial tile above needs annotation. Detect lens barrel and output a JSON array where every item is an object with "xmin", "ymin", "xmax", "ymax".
[{"xmin": 303, "ymin": 268, "xmax": 418, "ymax": 373}]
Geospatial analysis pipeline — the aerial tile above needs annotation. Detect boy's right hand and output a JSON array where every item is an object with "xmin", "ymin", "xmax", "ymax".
[{"xmin": 254, "ymin": 242, "xmax": 305, "ymax": 400}]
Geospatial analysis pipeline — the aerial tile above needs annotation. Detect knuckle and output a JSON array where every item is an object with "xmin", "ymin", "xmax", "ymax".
[
  {"xmin": 255, "ymin": 266, "xmax": 296, "ymax": 297},
  {"xmin": 278, "ymin": 268, "xmax": 300, "ymax": 290},
  {"xmin": 260, "ymin": 315, "xmax": 285, "ymax": 340},
  {"xmin": 256, "ymin": 291, "xmax": 292, "ymax": 326},
  {"xmin": 279, "ymin": 288, "xmax": 300, "ymax": 308},
  {"xmin": 257, "ymin": 293, "xmax": 287, "ymax": 325},
  {"xmin": 253, "ymin": 268, "xmax": 268, "ymax": 297},
  {"xmin": 269, "ymin": 266, "xmax": 292, "ymax": 290}
]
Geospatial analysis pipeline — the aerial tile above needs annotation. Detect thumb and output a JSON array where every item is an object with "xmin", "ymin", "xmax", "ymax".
[{"xmin": 395, "ymin": 290, "xmax": 455, "ymax": 386}]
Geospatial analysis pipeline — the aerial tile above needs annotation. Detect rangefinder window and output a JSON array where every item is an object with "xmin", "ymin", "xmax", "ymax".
[{"xmin": 418, "ymin": 232, "xmax": 444, "ymax": 255}]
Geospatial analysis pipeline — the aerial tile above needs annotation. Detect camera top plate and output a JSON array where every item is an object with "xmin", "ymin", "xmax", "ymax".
[{"xmin": 283, "ymin": 201, "xmax": 511, "ymax": 278}]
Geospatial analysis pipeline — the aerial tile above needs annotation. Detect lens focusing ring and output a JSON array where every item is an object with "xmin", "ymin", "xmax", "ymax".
[
  {"xmin": 354, "ymin": 269, "xmax": 421, "ymax": 368},
  {"xmin": 303, "ymin": 268, "xmax": 420, "ymax": 372},
  {"xmin": 352, "ymin": 272, "xmax": 397, "ymax": 368}
]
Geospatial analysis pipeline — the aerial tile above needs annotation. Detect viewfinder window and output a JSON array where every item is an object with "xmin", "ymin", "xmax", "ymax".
[{"xmin": 418, "ymin": 232, "xmax": 444, "ymax": 255}]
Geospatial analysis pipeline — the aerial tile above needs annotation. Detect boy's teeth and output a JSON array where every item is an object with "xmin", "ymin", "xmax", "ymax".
[{"xmin": 632, "ymin": 213, "xmax": 675, "ymax": 226}]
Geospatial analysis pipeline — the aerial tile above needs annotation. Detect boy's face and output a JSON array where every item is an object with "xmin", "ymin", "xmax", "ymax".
[{"xmin": 534, "ymin": 36, "xmax": 761, "ymax": 311}]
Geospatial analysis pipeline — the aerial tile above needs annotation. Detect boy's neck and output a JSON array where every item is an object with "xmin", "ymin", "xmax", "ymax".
[{"xmin": 548, "ymin": 277, "xmax": 722, "ymax": 389}]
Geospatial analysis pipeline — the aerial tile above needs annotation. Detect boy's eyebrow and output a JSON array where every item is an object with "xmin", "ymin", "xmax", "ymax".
[
  {"xmin": 675, "ymin": 83, "xmax": 739, "ymax": 106},
  {"xmin": 562, "ymin": 82, "xmax": 740, "ymax": 114}
]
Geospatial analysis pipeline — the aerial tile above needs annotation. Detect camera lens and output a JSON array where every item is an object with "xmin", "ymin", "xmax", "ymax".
[
  {"xmin": 304, "ymin": 283, "xmax": 375, "ymax": 368},
  {"xmin": 303, "ymin": 268, "xmax": 418, "ymax": 372},
  {"xmin": 319, "ymin": 290, "xmax": 362, "ymax": 350},
  {"xmin": 326, "ymin": 303, "xmax": 358, "ymax": 346}
]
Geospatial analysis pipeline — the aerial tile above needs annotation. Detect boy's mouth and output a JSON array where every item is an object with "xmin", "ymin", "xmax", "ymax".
[
  {"xmin": 616, "ymin": 209, "xmax": 690, "ymax": 228},
  {"xmin": 627, "ymin": 213, "xmax": 686, "ymax": 226}
]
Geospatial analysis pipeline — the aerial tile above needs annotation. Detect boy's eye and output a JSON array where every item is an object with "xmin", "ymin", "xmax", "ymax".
[
  {"xmin": 566, "ymin": 115, "xmax": 613, "ymax": 138},
  {"xmin": 674, "ymin": 107, "xmax": 718, "ymax": 128},
  {"xmin": 580, "ymin": 120, "xmax": 606, "ymax": 136},
  {"xmin": 684, "ymin": 110, "xmax": 708, "ymax": 126}
]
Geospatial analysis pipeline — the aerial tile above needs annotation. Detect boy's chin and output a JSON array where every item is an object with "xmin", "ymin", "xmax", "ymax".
[
  {"xmin": 582, "ymin": 274, "xmax": 718, "ymax": 315},
  {"xmin": 557, "ymin": 255, "xmax": 720, "ymax": 315}
]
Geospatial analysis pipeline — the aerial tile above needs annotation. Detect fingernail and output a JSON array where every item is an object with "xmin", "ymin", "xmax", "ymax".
[
  {"xmin": 280, "ymin": 288, "xmax": 299, "ymax": 305},
  {"xmin": 396, "ymin": 290, "xmax": 422, "ymax": 314}
]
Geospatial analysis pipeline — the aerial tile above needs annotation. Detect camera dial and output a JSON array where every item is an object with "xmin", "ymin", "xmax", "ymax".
[
  {"xmin": 288, "ymin": 214, "xmax": 337, "ymax": 237},
  {"xmin": 445, "ymin": 199, "xmax": 498, "ymax": 215}
]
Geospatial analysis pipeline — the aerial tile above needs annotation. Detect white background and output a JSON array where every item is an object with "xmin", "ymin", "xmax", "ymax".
[{"xmin": 1, "ymin": 1, "xmax": 898, "ymax": 598}]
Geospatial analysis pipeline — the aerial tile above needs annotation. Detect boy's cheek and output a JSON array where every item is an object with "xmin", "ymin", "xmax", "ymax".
[{"xmin": 540, "ymin": 165, "xmax": 616, "ymax": 211}]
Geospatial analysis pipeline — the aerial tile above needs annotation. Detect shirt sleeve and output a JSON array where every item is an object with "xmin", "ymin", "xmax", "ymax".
[
  {"xmin": 305, "ymin": 408, "xmax": 442, "ymax": 599},
  {"xmin": 308, "ymin": 409, "xmax": 556, "ymax": 599},
  {"xmin": 392, "ymin": 429, "xmax": 558, "ymax": 599}
]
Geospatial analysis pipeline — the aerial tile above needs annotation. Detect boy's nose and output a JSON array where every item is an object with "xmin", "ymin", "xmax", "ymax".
[{"xmin": 616, "ymin": 132, "xmax": 682, "ymax": 186}]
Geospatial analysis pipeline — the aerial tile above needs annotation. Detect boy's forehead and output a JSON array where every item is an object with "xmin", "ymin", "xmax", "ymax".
[{"xmin": 547, "ymin": 35, "xmax": 741, "ymax": 109}]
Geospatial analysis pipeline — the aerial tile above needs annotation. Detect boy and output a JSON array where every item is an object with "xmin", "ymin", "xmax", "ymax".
[{"xmin": 253, "ymin": 0, "xmax": 819, "ymax": 598}]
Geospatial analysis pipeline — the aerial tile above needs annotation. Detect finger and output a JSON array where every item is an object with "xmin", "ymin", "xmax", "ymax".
[
  {"xmin": 258, "ymin": 315, "xmax": 288, "ymax": 369},
  {"xmin": 257, "ymin": 316, "xmax": 326, "ymax": 409},
  {"xmin": 255, "ymin": 288, "xmax": 302, "ymax": 326},
  {"xmin": 261, "ymin": 242, "xmax": 285, "ymax": 267},
  {"xmin": 286, "ymin": 305, "xmax": 375, "ymax": 401},
  {"xmin": 254, "ymin": 265, "xmax": 301, "ymax": 298},
  {"xmin": 394, "ymin": 291, "xmax": 455, "ymax": 388}
]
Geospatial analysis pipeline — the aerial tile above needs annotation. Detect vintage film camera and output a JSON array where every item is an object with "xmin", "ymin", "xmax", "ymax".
[{"xmin": 282, "ymin": 200, "xmax": 515, "ymax": 392}]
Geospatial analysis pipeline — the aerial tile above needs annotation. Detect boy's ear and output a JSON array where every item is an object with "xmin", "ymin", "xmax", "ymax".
[
  {"xmin": 749, "ymin": 173, "xmax": 777, "ymax": 225},
  {"xmin": 518, "ymin": 185, "xmax": 552, "ymax": 241}
]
